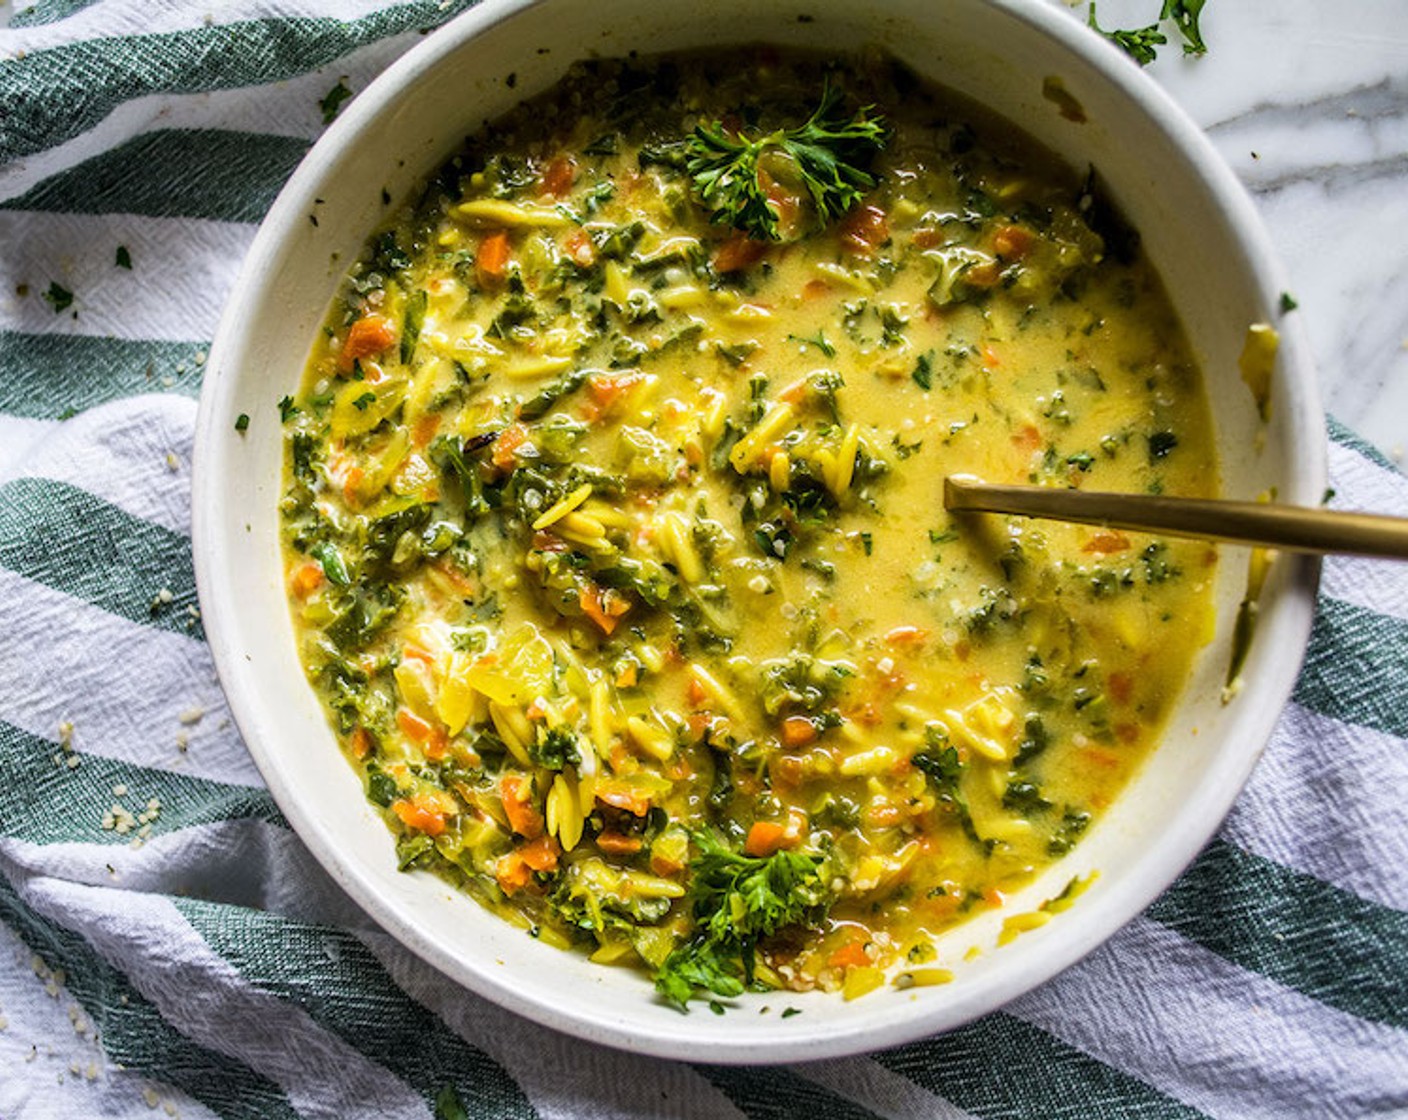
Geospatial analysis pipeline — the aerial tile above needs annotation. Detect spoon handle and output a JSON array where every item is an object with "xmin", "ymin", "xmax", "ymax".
[{"xmin": 944, "ymin": 475, "xmax": 1408, "ymax": 561}]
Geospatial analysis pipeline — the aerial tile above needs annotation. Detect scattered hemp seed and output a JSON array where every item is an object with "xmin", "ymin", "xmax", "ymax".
[
  {"xmin": 150, "ymin": 587, "xmax": 174, "ymax": 614},
  {"xmin": 178, "ymin": 706, "xmax": 205, "ymax": 726}
]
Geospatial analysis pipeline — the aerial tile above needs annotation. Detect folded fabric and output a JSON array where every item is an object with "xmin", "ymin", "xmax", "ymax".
[{"xmin": 1, "ymin": 4, "xmax": 1405, "ymax": 1118}]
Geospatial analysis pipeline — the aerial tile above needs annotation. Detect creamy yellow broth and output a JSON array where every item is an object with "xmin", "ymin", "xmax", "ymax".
[{"xmin": 279, "ymin": 49, "xmax": 1216, "ymax": 1008}]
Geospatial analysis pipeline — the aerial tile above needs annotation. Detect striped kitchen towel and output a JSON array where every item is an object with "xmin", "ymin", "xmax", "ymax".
[{"xmin": 1, "ymin": 3, "xmax": 1405, "ymax": 1118}]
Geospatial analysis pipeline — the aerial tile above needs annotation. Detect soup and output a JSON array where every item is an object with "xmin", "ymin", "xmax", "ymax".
[{"xmin": 278, "ymin": 48, "xmax": 1216, "ymax": 1008}]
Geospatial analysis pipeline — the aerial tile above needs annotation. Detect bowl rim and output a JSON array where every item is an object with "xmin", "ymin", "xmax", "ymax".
[{"xmin": 193, "ymin": 0, "xmax": 1325, "ymax": 1063}]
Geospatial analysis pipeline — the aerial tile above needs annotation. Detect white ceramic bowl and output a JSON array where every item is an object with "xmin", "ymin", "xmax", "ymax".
[{"xmin": 194, "ymin": 0, "xmax": 1323, "ymax": 1063}]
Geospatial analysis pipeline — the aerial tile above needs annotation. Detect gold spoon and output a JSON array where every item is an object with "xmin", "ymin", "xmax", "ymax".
[{"xmin": 944, "ymin": 475, "xmax": 1408, "ymax": 561}]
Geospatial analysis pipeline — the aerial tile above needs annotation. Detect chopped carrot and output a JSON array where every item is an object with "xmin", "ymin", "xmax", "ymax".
[
  {"xmin": 981, "ymin": 343, "xmax": 1002, "ymax": 368},
  {"xmin": 744, "ymin": 819, "xmax": 790, "ymax": 857},
  {"xmin": 518, "ymin": 834, "xmax": 562, "ymax": 872},
  {"xmin": 615, "ymin": 663, "xmax": 638, "ymax": 688},
  {"xmin": 802, "ymin": 278, "xmax": 832, "ymax": 300},
  {"xmin": 595, "ymin": 831, "xmax": 643, "ymax": 856},
  {"xmin": 412, "ymin": 411, "xmax": 440, "ymax": 448},
  {"xmin": 780, "ymin": 717, "xmax": 818, "ymax": 748},
  {"xmin": 911, "ymin": 227, "xmax": 945, "ymax": 249},
  {"xmin": 827, "ymin": 939, "xmax": 870, "ymax": 970},
  {"xmin": 984, "ymin": 887, "xmax": 1005, "ymax": 909},
  {"xmin": 396, "ymin": 707, "xmax": 433, "ymax": 743},
  {"xmin": 586, "ymin": 370, "xmax": 641, "ymax": 411},
  {"xmin": 579, "ymin": 584, "xmax": 622, "ymax": 635},
  {"xmin": 772, "ymin": 755, "xmax": 803, "ymax": 789},
  {"xmin": 539, "ymin": 155, "xmax": 577, "ymax": 198},
  {"xmin": 347, "ymin": 727, "xmax": 373, "ymax": 760},
  {"xmin": 596, "ymin": 784, "xmax": 650, "ymax": 817},
  {"xmin": 993, "ymin": 223, "xmax": 1036, "ymax": 260},
  {"xmin": 1083, "ymin": 531, "xmax": 1131, "ymax": 555},
  {"xmin": 401, "ymin": 644, "xmax": 435, "ymax": 665},
  {"xmin": 563, "ymin": 228, "xmax": 596, "ymax": 268},
  {"xmin": 650, "ymin": 849, "xmax": 686, "ymax": 876},
  {"xmin": 500, "ymin": 774, "xmax": 544, "ymax": 839},
  {"xmin": 966, "ymin": 262, "xmax": 1002, "ymax": 289},
  {"xmin": 341, "ymin": 466, "xmax": 364, "ymax": 505},
  {"xmin": 476, "ymin": 230, "xmax": 511, "ymax": 287},
  {"xmin": 884, "ymin": 625, "xmax": 928, "ymax": 646},
  {"xmin": 713, "ymin": 235, "xmax": 768, "ymax": 273},
  {"xmin": 491, "ymin": 423, "xmax": 528, "ymax": 470},
  {"xmin": 338, "ymin": 314, "xmax": 397, "ymax": 372},
  {"xmin": 687, "ymin": 676, "xmax": 708, "ymax": 708},
  {"xmin": 424, "ymin": 726, "xmax": 450, "ymax": 762},
  {"xmin": 291, "ymin": 562, "xmax": 324, "ymax": 597},
  {"xmin": 525, "ymin": 696, "xmax": 550, "ymax": 721},
  {"xmin": 391, "ymin": 794, "xmax": 448, "ymax": 837},
  {"xmin": 1012, "ymin": 423, "xmax": 1042, "ymax": 453},
  {"xmin": 495, "ymin": 852, "xmax": 531, "ymax": 895},
  {"xmin": 839, "ymin": 204, "xmax": 889, "ymax": 256}
]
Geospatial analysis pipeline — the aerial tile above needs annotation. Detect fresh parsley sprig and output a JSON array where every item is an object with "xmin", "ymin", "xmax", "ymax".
[
  {"xmin": 1088, "ymin": 0, "xmax": 1209, "ymax": 67},
  {"xmin": 654, "ymin": 830, "xmax": 835, "ymax": 1010},
  {"xmin": 685, "ymin": 82, "xmax": 889, "ymax": 242}
]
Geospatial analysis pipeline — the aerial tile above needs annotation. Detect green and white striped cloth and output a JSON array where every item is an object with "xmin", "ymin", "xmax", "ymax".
[{"xmin": 1, "ymin": 3, "xmax": 1405, "ymax": 1117}]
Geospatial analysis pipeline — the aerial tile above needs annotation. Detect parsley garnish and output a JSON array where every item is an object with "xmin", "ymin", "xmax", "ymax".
[
  {"xmin": 234, "ymin": 413, "xmax": 250, "ymax": 433},
  {"xmin": 352, "ymin": 391, "xmax": 376, "ymax": 411},
  {"xmin": 320, "ymin": 80, "xmax": 353, "ymax": 125},
  {"xmin": 787, "ymin": 330, "xmax": 836, "ymax": 358},
  {"xmin": 115, "ymin": 246, "xmax": 132, "ymax": 270},
  {"xmin": 1088, "ymin": 1, "xmax": 1209, "ymax": 67},
  {"xmin": 654, "ymin": 831, "xmax": 834, "ymax": 1010},
  {"xmin": 1279, "ymin": 291, "xmax": 1298, "ymax": 314},
  {"xmin": 685, "ymin": 82, "xmax": 889, "ymax": 241},
  {"xmin": 43, "ymin": 282, "xmax": 73, "ymax": 313},
  {"xmin": 278, "ymin": 395, "xmax": 299, "ymax": 422},
  {"xmin": 912, "ymin": 351, "xmax": 934, "ymax": 391}
]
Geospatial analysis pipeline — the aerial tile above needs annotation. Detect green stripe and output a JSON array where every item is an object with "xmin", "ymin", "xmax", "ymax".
[
  {"xmin": 0, "ymin": 476, "xmax": 203, "ymax": 640},
  {"xmin": 9, "ymin": 0, "xmax": 98, "ymax": 28},
  {"xmin": 1149, "ymin": 838, "xmax": 1408, "ymax": 1030},
  {"xmin": 1293, "ymin": 596, "xmax": 1408, "ymax": 739},
  {"xmin": 876, "ymin": 1011, "xmax": 1208, "ymax": 1119},
  {"xmin": 696, "ymin": 1065, "xmax": 886, "ymax": 1120},
  {"xmin": 1327, "ymin": 413, "xmax": 1402, "ymax": 476},
  {"xmin": 0, "ymin": 330, "xmax": 206, "ymax": 420},
  {"xmin": 173, "ymin": 898, "xmax": 538, "ymax": 1119},
  {"xmin": 0, "ymin": 2, "xmax": 478, "ymax": 163},
  {"xmin": 0, "ymin": 718, "xmax": 284, "ymax": 846},
  {"xmin": 0, "ymin": 129, "xmax": 311, "ymax": 223},
  {"xmin": 0, "ymin": 874, "xmax": 299, "ymax": 1120}
]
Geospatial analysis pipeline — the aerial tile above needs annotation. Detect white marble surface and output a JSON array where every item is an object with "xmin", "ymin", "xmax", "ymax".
[{"xmin": 1081, "ymin": 0, "xmax": 1408, "ymax": 466}]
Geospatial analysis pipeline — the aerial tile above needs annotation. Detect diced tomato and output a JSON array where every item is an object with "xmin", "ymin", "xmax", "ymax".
[
  {"xmin": 993, "ymin": 223, "xmax": 1036, "ymax": 260},
  {"xmin": 1012, "ymin": 424, "xmax": 1042, "ymax": 453},
  {"xmin": 338, "ymin": 314, "xmax": 397, "ymax": 372},
  {"xmin": 713, "ymin": 235, "xmax": 768, "ymax": 273},
  {"xmin": 827, "ymin": 939, "xmax": 870, "ymax": 970},
  {"xmin": 1109, "ymin": 672, "xmax": 1135, "ymax": 705},
  {"xmin": 491, "ymin": 423, "xmax": 528, "ymax": 470},
  {"xmin": 579, "ymin": 584, "xmax": 627, "ymax": 635},
  {"xmin": 563, "ymin": 227, "xmax": 596, "ymax": 268},
  {"xmin": 539, "ymin": 155, "xmax": 576, "ymax": 198},
  {"xmin": 839, "ymin": 204, "xmax": 889, "ymax": 256},
  {"xmin": 1083, "ymin": 531, "xmax": 1132, "ymax": 555}
]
